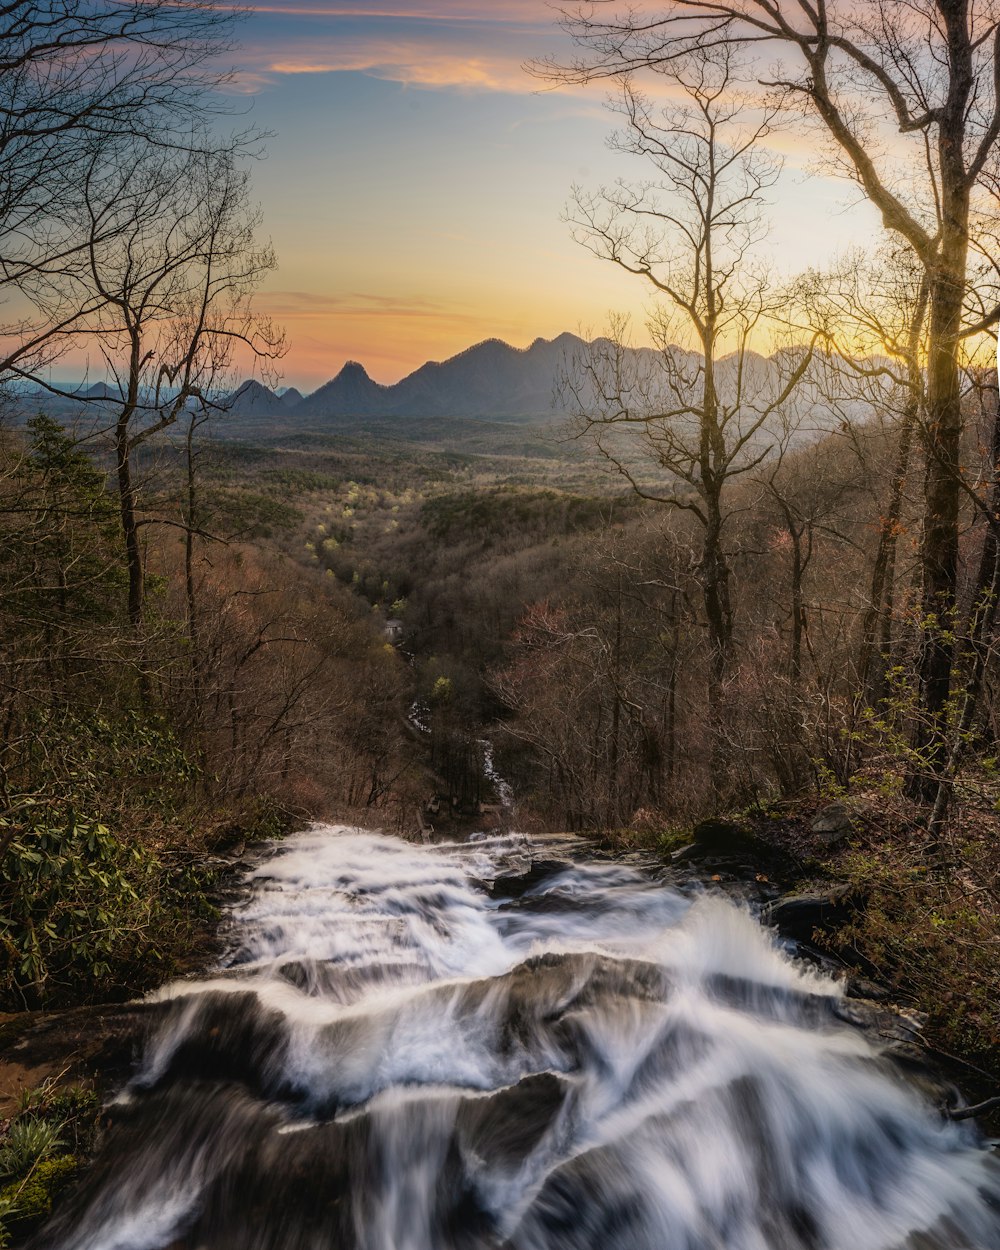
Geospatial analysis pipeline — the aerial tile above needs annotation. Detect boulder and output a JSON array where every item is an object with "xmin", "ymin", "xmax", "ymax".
[
  {"xmin": 763, "ymin": 884, "xmax": 856, "ymax": 943},
  {"xmin": 487, "ymin": 858, "xmax": 571, "ymax": 900},
  {"xmin": 690, "ymin": 818, "xmax": 755, "ymax": 851},
  {"xmin": 810, "ymin": 802, "xmax": 854, "ymax": 847}
]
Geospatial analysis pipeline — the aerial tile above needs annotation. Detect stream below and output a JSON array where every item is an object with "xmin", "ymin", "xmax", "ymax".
[{"xmin": 35, "ymin": 825, "xmax": 1000, "ymax": 1250}]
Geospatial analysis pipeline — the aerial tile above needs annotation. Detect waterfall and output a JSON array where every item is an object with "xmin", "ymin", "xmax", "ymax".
[
  {"xmin": 36, "ymin": 826, "xmax": 1000, "ymax": 1250},
  {"xmin": 479, "ymin": 739, "xmax": 515, "ymax": 816}
]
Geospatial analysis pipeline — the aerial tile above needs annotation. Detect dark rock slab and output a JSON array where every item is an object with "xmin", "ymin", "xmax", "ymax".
[
  {"xmin": 0, "ymin": 1001, "xmax": 163, "ymax": 1112},
  {"xmin": 763, "ymin": 885, "xmax": 857, "ymax": 943},
  {"xmin": 487, "ymin": 859, "xmax": 571, "ymax": 900}
]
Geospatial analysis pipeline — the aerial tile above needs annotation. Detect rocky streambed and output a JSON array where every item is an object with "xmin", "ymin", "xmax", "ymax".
[{"xmin": 5, "ymin": 823, "xmax": 999, "ymax": 1250}]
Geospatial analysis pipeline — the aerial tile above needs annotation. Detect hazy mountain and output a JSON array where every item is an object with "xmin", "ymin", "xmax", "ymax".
[
  {"xmin": 223, "ymin": 380, "xmax": 285, "ymax": 417},
  {"xmin": 81, "ymin": 382, "xmax": 118, "ymax": 401},
  {"xmin": 298, "ymin": 361, "xmax": 395, "ymax": 418},
  {"xmin": 8, "ymin": 335, "xmax": 880, "ymax": 447},
  {"xmin": 295, "ymin": 334, "xmax": 591, "ymax": 421}
]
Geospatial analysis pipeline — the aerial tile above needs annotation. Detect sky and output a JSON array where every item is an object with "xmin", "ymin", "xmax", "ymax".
[{"xmin": 221, "ymin": 0, "xmax": 880, "ymax": 391}]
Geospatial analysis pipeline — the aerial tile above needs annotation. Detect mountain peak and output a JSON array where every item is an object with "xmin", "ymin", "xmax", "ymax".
[{"xmin": 224, "ymin": 378, "xmax": 283, "ymax": 416}]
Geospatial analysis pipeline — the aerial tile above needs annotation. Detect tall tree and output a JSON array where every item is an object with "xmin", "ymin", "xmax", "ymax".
[
  {"xmin": 540, "ymin": 0, "xmax": 1000, "ymax": 788},
  {"xmin": 559, "ymin": 49, "xmax": 813, "ymax": 794},
  {"xmin": 74, "ymin": 141, "xmax": 283, "ymax": 630},
  {"xmin": 796, "ymin": 245, "xmax": 930, "ymax": 709}
]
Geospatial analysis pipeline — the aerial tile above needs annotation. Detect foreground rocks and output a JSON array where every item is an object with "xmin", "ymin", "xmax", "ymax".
[{"xmin": 0, "ymin": 1002, "xmax": 161, "ymax": 1117}]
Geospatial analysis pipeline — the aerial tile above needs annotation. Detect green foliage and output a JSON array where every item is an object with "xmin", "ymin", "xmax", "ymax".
[
  {"xmin": 1, "ymin": 416, "xmax": 125, "ymax": 639},
  {"xmin": 16, "ymin": 709, "xmax": 193, "ymax": 808},
  {"xmin": 0, "ymin": 803, "xmax": 165, "ymax": 1004},
  {"xmin": 0, "ymin": 1155, "xmax": 78, "ymax": 1240},
  {"xmin": 655, "ymin": 826, "xmax": 695, "ymax": 855},
  {"xmin": 420, "ymin": 487, "xmax": 630, "ymax": 545},
  {"xmin": 829, "ymin": 835, "xmax": 1000, "ymax": 1076},
  {"xmin": 260, "ymin": 467, "xmax": 343, "ymax": 493},
  {"xmin": 1, "ymin": 711, "xmax": 198, "ymax": 1007},
  {"xmin": 20, "ymin": 1085, "xmax": 99, "ymax": 1156},
  {"xmin": 811, "ymin": 761, "xmax": 848, "ymax": 802},
  {"xmin": 0, "ymin": 1077, "xmax": 100, "ymax": 1243},
  {"xmin": 0, "ymin": 1120, "xmax": 62, "ymax": 1179},
  {"xmin": 431, "ymin": 676, "xmax": 453, "ymax": 704},
  {"xmin": 200, "ymin": 487, "xmax": 302, "ymax": 538}
]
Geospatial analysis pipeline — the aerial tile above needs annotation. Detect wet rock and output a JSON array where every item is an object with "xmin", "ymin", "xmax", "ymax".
[
  {"xmin": 763, "ymin": 885, "xmax": 856, "ymax": 942},
  {"xmin": 845, "ymin": 975, "xmax": 892, "ymax": 1002},
  {"xmin": 0, "ymin": 1002, "xmax": 163, "ymax": 1115},
  {"xmin": 671, "ymin": 820, "xmax": 761, "ymax": 872},
  {"xmin": 833, "ymin": 997, "xmax": 934, "ymax": 1069},
  {"xmin": 457, "ymin": 1071, "xmax": 567, "ymax": 1168},
  {"xmin": 139, "ymin": 991, "xmax": 292, "ymax": 1102},
  {"xmin": 487, "ymin": 858, "xmax": 571, "ymax": 900}
]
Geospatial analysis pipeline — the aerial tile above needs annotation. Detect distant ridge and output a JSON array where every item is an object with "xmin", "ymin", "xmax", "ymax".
[
  {"xmin": 294, "ymin": 333, "xmax": 589, "ymax": 420},
  {"xmin": 10, "ymin": 334, "xmax": 865, "ymax": 438},
  {"xmin": 300, "ymin": 361, "xmax": 395, "ymax": 418}
]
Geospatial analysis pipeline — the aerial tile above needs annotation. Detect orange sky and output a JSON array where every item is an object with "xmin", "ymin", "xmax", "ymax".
[{"xmin": 168, "ymin": 3, "xmax": 890, "ymax": 389}]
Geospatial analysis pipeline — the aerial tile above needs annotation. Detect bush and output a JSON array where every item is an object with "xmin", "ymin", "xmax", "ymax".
[
  {"xmin": 0, "ymin": 803, "xmax": 173, "ymax": 1007},
  {"xmin": 0, "ymin": 1155, "xmax": 79, "ymax": 1240},
  {"xmin": 0, "ymin": 1121, "xmax": 62, "ymax": 1179}
]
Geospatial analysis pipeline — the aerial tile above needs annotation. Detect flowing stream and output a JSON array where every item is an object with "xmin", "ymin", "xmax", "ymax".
[{"xmin": 37, "ymin": 825, "xmax": 1000, "ymax": 1250}]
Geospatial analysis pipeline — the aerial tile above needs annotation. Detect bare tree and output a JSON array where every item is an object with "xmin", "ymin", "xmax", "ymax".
[
  {"xmin": 539, "ymin": 0, "xmax": 1000, "ymax": 788},
  {"xmin": 795, "ymin": 245, "xmax": 930, "ymax": 707},
  {"xmin": 74, "ymin": 141, "xmax": 284, "ymax": 630},
  {"xmin": 560, "ymin": 49, "xmax": 813, "ymax": 792},
  {"xmin": 0, "ymin": 0, "xmax": 246, "ymax": 385}
]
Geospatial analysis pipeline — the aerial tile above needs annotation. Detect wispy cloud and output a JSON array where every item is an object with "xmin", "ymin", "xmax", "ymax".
[
  {"xmin": 243, "ymin": 2, "xmax": 547, "ymax": 21},
  {"xmin": 261, "ymin": 46, "xmax": 535, "ymax": 90},
  {"xmin": 230, "ymin": 3, "xmax": 563, "ymax": 93},
  {"xmin": 264, "ymin": 290, "xmax": 452, "ymax": 317}
]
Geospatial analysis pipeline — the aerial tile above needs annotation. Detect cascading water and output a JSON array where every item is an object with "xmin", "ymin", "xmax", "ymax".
[{"xmin": 36, "ymin": 826, "xmax": 1000, "ymax": 1250}]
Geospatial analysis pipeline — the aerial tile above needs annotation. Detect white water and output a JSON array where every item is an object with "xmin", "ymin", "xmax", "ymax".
[{"xmin": 38, "ymin": 826, "xmax": 1000, "ymax": 1250}]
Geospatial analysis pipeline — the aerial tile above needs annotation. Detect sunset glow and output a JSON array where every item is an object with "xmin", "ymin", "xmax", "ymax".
[{"xmin": 221, "ymin": 0, "xmax": 880, "ymax": 390}]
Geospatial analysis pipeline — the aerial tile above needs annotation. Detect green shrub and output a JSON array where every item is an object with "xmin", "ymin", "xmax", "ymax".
[
  {"xmin": 0, "ymin": 805, "xmax": 166, "ymax": 1006},
  {"xmin": 0, "ymin": 1155, "xmax": 79, "ymax": 1240},
  {"xmin": 0, "ymin": 1121, "xmax": 61, "ymax": 1179}
]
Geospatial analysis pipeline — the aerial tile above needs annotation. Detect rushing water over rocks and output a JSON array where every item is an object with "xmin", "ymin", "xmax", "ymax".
[{"xmin": 37, "ymin": 826, "xmax": 1000, "ymax": 1250}]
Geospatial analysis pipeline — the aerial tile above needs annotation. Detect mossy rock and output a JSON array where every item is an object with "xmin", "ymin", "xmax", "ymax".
[
  {"xmin": 0, "ymin": 1154, "xmax": 78, "ymax": 1239},
  {"xmin": 690, "ymin": 818, "xmax": 756, "ymax": 850},
  {"xmin": 655, "ymin": 827, "xmax": 695, "ymax": 855}
]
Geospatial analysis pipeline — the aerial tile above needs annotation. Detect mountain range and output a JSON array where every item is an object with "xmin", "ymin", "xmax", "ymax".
[
  {"xmin": 223, "ymin": 333, "xmax": 594, "ymax": 422},
  {"xmin": 10, "ymin": 333, "xmax": 874, "ymax": 439}
]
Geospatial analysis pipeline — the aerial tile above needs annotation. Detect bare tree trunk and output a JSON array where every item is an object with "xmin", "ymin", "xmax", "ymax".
[
  {"xmin": 929, "ymin": 379, "xmax": 1000, "ymax": 834},
  {"xmin": 115, "ymin": 415, "xmax": 143, "ymax": 633},
  {"xmin": 910, "ymin": 267, "xmax": 965, "ymax": 794},
  {"xmin": 608, "ymin": 575, "xmax": 623, "ymax": 826},
  {"xmin": 184, "ymin": 415, "xmax": 203, "ymax": 722},
  {"xmin": 703, "ymin": 496, "xmax": 732, "ymax": 809},
  {"xmin": 858, "ymin": 401, "xmax": 918, "ymax": 705},
  {"xmin": 911, "ymin": 0, "xmax": 973, "ymax": 793}
]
